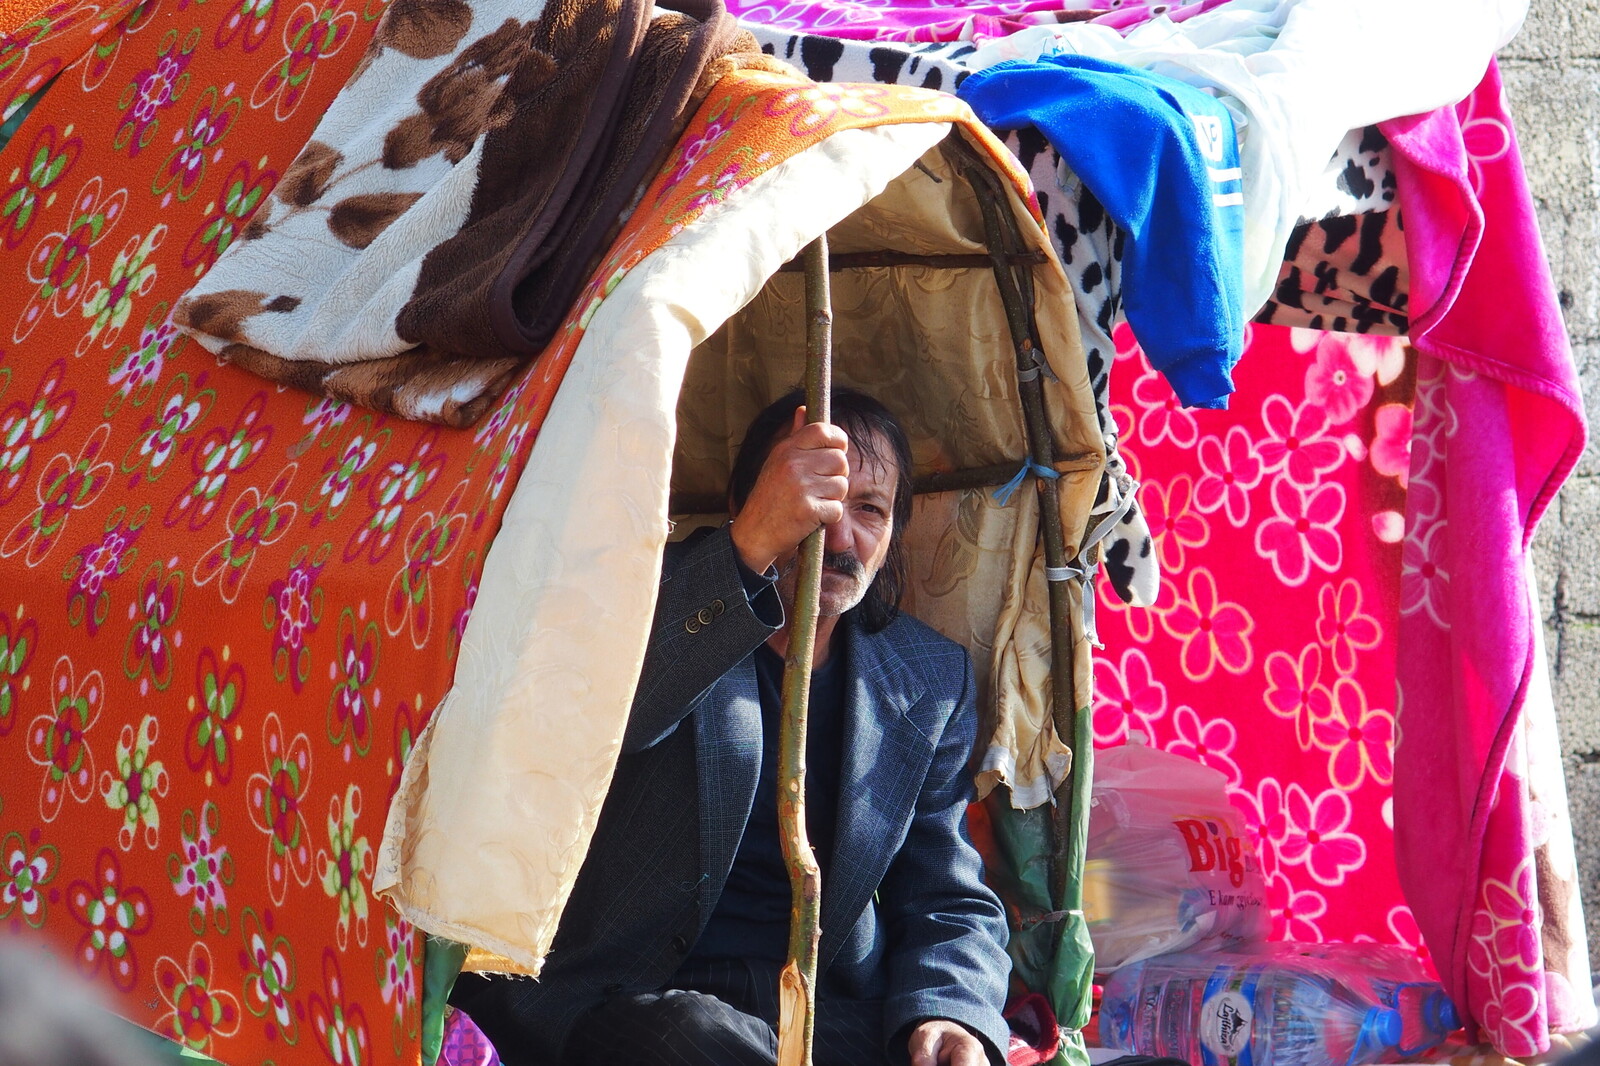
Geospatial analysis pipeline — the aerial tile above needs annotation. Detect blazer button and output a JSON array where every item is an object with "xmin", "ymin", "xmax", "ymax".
[
  {"xmin": 711, "ymin": 598, "xmax": 725, "ymax": 616},
  {"xmin": 684, "ymin": 616, "xmax": 701, "ymax": 634},
  {"xmin": 671, "ymin": 934, "xmax": 689, "ymax": 955},
  {"xmin": 696, "ymin": 607, "xmax": 715, "ymax": 627}
]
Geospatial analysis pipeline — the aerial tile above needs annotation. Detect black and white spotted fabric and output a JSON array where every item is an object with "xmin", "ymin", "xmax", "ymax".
[
  {"xmin": 749, "ymin": 28, "xmax": 1406, "ymax": 612},
  {"xmin": 1255, "ymin": 129, "xmax": 1408, "ymax": 335}
]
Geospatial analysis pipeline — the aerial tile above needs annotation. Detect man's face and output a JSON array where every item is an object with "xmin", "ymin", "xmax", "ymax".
[{"xmin": 776, "ymin": 431, "xmax": 897, "ymax": 619}]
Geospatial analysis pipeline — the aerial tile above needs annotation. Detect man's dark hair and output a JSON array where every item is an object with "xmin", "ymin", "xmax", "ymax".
[{"xmin": 728, "ymin": 387, "xmax": 914, "ymax": 633}]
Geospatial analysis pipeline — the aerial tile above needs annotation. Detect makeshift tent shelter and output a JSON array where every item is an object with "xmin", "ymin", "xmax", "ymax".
[
  {"xmin": 0, "ymin": 0, "xmax": 1592, "ymax": 1063},
  {"xmin": 0, "ymin": 1, "xmax": 1116, "ymax": 1061}
]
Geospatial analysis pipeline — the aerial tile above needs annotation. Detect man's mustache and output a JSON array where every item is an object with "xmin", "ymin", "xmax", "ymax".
[{"xmin": 823, "ymin": 552, "xmax": 862, "ymax": 577}]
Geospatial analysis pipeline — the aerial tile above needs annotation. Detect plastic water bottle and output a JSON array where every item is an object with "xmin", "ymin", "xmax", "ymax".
[{"xmin": 1098, "ymin": 946, "xmax": 1461, "ymax": 1066}]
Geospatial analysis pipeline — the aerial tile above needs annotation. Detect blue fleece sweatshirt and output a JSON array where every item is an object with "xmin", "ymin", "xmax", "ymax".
[{"xmin": 959, "ymin": 53, "xmax": 1247, "ymax": 409}]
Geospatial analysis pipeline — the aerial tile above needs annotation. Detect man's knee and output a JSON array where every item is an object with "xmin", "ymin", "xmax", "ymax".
[{"xmin": 569, "ymin": 989, "xmax": 775, "ymax": 1066}]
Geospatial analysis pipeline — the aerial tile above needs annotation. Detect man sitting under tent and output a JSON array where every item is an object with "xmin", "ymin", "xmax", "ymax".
[{"xmin": 451, "ymin": 388, "xmax": 1011, "ymax": 1066}]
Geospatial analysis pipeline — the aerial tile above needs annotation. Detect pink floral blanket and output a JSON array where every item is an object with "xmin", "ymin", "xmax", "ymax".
[
  {"xmin": 1380, "ymin": 62, "xmax": 1592, "ymax": 1052},
  {"xmin": 723, "ymin": 0, "xmax": 1225, "ymax": 41}
]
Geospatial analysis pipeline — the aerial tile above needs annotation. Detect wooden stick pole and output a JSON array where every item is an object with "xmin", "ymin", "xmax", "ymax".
[
  {"xmin": 947, "ymin": 134, "xmax": 1088, "ymax": 917},
  {"xmin": 776, "ymin": 233, "xmax": 831, "ymax": 1066}
]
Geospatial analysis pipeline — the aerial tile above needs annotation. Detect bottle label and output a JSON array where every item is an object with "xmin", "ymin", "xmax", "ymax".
[{"xmin": 1198, "ymin": 967, "xmax": 1259, "ymax": 1066}]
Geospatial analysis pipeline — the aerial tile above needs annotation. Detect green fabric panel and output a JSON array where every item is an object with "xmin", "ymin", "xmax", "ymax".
[
  {"xmin": 128, "ymin": 1022, "xmax": 222, "ymax": 1063},
  {"xmin": 984, "ymin": 792, "xmax": 1058, "ymax": 996},
  {"xmin": 984, "ymin": 703, "xmax": 1098, "ymax": 1066},
  {"xmin": 423, "ymin": 937, "xmax": 471, "ymax": 1066}
]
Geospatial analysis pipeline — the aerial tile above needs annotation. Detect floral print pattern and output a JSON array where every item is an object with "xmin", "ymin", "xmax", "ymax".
[
  {"xmin": 0, "ymin": 7, "xmax": 1446, "ymax": 1063},
  {"xmin": 1095, "ymin": 325, "xmax": 1413, "ymax": 954}
]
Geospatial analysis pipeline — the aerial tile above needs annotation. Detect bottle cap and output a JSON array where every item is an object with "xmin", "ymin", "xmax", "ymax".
[
  {"xmin": 1353, "ymin": 1006, "xmax": 1403, "ymax": 1064},
  {"xmin": 1433, "ymin": 993, "xmax": 1461, "ymax": 1033}
]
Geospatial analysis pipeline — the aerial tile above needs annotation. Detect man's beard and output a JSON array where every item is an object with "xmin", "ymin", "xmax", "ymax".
[{"xmin": 777, "ymin": 550, "xmax": 874, "ymax": 619}]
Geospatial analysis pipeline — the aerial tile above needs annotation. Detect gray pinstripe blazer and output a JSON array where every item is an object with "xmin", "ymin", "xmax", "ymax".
[{"xmin": 453, "ymin": 526, "xmax": 1011, "ymax": 1064}]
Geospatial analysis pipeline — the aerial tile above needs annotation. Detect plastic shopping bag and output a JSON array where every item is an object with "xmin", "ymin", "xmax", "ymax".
[{"xmin": 1086, "ymin": 738, "xmax": 1268, "ymax": 972}]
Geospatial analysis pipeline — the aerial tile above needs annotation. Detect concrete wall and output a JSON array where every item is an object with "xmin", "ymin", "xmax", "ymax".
[{"xmin": 1501, "ymin": 0, "xmax": 1600, "ymax": 972}]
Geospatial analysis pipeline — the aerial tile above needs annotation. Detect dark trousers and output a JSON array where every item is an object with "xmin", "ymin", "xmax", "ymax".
[{"xmin": 562, "ymin": 959, "xmax": 889, "ymax": 1066}]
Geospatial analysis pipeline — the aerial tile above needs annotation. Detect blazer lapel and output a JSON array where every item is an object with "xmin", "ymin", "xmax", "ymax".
[
  {"xmin": 693, "ymin": 657, "xmax": 764, "ymax": 929},
  {"xmin": 818, "ymin": 618, "xmax": 938, "ymax": 972}
]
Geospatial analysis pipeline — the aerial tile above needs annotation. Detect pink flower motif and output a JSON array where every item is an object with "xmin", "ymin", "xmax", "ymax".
[
  {"xmin": 1159, "ymin": 568, "xmax": 1253, "ymax": 681},
  {"xmin": 1479, "ymin": 978, "xmax": 1543, "ymax": 1055},
  {"xmin": 486, "ymin": 421, "xmax": 529, "ymax": 504},
  {"xmin": 1467, "ymin": 858, "xmax": 1541, "ymax": 976},
  {"xmin": 154, "ymin": 940, "xmax": 240, "ymax": 1052},
  {"xmin": 1400, "ymin": 519, "xmax": 1450, "ymax": 630},
  {"xmin": 1386, "ymin": 905, "xmax": 1435, "ymax": 972},
  {"xmin": 27, "ymin": 657, "xmax": 105, "ymax": 820},
  {"xmin": 1, "ymin": 422, "xmax": 115, "ymax": 567},
  {"xmin": 1256, "ymin": 395, "xmax": 1344, "ymax": 485},
  {"xmin": 267, "ymin": 557, "xmax": 324, "ymax": 691},
  {"xmin": 116, "ymin": 49, "xmax": 192, "ymax": 156},
  {"xmin": 309, "ymin": 948, "xmax": 371, "ymax": 1066},
  {"xmin": 658, "ymin": 111, "xmax": 736, "ymax": 196},
  {"xmin": 1090, "ymin": 648, "xmax": 1168, "ymax": 745},
  {"xmin": 192, "ymin": 464, "xmax": 297, "ymax": 604},
  {"xmin": 301, "ymin": 396, "xmax": 349, "ymax": 441},
  {"xmin": 1193, "ymin": 427, "xmax": 1262, "ymax": 525},
  {"xmin": 1132, "ymin": 371, "xmax": 1200, "ymax": 449},
  {"xmin": 676, "ymin": 160, "xmax": 752, "ymax": 219},
  {"xmin": 378, "ymin": 912, "xmax": 419, "ymax": 1024},
  {"xmin": 1279, "ymin": 784, "xmax": 1365, "ymax": 886},
  {"xmin": 65, "ymin": 520, "xmax": 141, "ymax": 634},
  {"xmin": 246, "ymin": 713, "xmax": 313, "ymax": 906},
  {"xmin": 171, "ymin": 800, "xmax": 232, "ymax": 931},
  {"xmin": 0, "ymin": 830, "xmax": 58, "ymax": 928},
  {"xmin": 1368, "ymin": 403, "xmax": 1413, "ymax": 487},
  {"xmin": 239, "ymin": 908, "xmax": 297, "ymax": 1043},
  {"xmin": 167, "ymin": 393, "xmax": 272, "ymax": 532},
  {"xmin": 109, "ymin": 313, "xmax": 179, "ymax": 401},
  {"xmin": 1262, "ymin": 645, "xmax": 1333, "ymax": 751},
  {"xmin": 1165, "ymin": 704, "xmax": 1241, "ymax": 786},
  {"xmin": 1305, "ymin": 336, "xmax": 1375, "ymax": 425},
  {"xmin": 329, "ymin": 611, "xmax": 379, "ymax": 758},
  {"xmin": 1250, "ymin": 777, "xmax": 1289, "ymax": 851},
  {"xmin": 1254, "ymin": 475, "xmax": 1345, "ymax": 586},
  {"xmin": 67, "ymin": 847, "xmax": 152, "ymax": 991},
  {"xmin": 250, "ymin": 0, "xmax": 357, "ymax": 121},
  {"xmin": 1265, "ymin": 870, "xmax": 1326, "ymax": 942},
  {"xmin": 1139, "ymin": 474, "xmax": 1208, "ymax": 575},
  {"xmin": 126, "ymin": 562, "xmax": 183, "ymax": 690},
  {"xmin": 1315, "ymin": 578, "xmax": 1382, "ymax": 676},
  {"xmin": 1311, "ymin": 677, "xmax": 1394, "ymax": 790},
  {"xmin": 762, "ymin": 82, "xmax": 891, "ymax": 138},
  {"xmin": 1413, "ymin": 358, "xmax": 1458, "ymax": 438},
  {"xmin": 0, "ymin": 359, "xmax": 75, "ymax": 507},
  {"xmin": 319, "ymin": 436, "xmax": 378, "ymax": 515}
]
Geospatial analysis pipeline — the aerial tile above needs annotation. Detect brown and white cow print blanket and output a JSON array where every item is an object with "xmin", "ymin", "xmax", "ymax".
[{"xmin": 175, "ymin": 0, "xmax": 783, "ymax": 427}]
